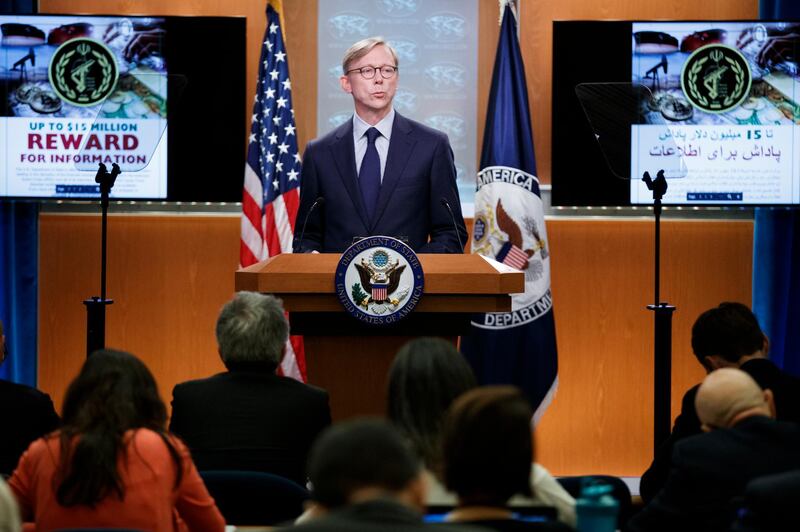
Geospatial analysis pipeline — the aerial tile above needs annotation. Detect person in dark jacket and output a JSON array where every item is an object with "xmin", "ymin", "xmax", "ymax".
[
  {"xmin": 169, "ymin": 292, "xmax": 331, "ymax": 485},
  {"xmin": 0, "ymin": 319, "xmax": 59, "ymax": 476},
  {"xmin": 639, "ymin": 302, "xmax": 800, "ymax": 502},
  {"xmin": 629, "ymin": 368, "xmax": 800, "ymax": 532}
]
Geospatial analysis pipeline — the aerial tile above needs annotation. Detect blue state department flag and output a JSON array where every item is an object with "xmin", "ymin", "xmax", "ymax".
[{"xmin": 460, "ymin": 1, "xmax": 558, "ymax": 424}]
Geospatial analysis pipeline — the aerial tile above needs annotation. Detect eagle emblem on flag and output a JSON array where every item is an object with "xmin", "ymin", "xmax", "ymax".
[{"xmin": 473, "ymin": 196, "xmax": 548, "ymax": 281}]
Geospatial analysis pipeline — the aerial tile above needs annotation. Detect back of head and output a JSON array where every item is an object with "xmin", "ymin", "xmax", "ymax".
[
  {"xmin": 387, "ymin": 337, "xmax": 476, "ymax": 470},
  {"xmin": 691, "ymin": 302, "xmax": 765, "ymax": 366},
  {"xmin": 442, "ymin": 386, "xmax": 533, "ymax": 506},
  {"xmin": 62, "ymin": 348, "xmax": 167, "ymax": 433},
  {"xmin": 695, "ymin": 368, "xmax": 771, "ymax": 430},
  {"xmin": 216, "ymin": 291, "xmax": 288, "ymax": 372},
  {"xmin": 307, "ymin": 418, "xmax": 422, "ymax": 509},
  {"xmin": 58, "ymin": 349, "xmax": 178, "ymax": 506}
]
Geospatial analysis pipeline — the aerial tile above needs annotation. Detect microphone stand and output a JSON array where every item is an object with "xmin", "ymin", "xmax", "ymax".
[
  {"xmin": 83, "ymin": 162, "xmax": 121, "ymax": 357},
  {"xmin": 294, "ymin": 197, "xmax": 325, "ymax": 253},
  {"xmin": 642, "ymin": 170, "xmax": 676, "ymax": 452},
  {"xmin": 440, "ymin": 197, "xmax": 465, "ymax": 252}
]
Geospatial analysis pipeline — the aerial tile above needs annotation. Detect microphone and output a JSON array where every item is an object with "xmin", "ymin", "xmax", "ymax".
[
  {"xmin": 440, "ymin": 197, "xmax": 464, "ymax": 253},
  {"xmin": 295, "ymin": 196, "xmax": 325, "ymax": 252}
]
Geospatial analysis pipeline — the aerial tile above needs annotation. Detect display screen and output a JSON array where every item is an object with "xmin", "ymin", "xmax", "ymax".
[
  {"xmin": 552, "ymin": 20, "xmax": 800, "ymax": 206},
  {"xmin": 0, "ymin": 14, "xmax": 245, "ymax": 201}
]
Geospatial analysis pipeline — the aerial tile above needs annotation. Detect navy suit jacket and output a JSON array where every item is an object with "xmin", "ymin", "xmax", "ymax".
[{"xmin": 293, "ymin": 112, "xmax": 467, "ymax": 253}]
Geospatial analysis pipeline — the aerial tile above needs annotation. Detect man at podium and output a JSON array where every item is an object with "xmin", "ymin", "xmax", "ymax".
[{"xmin": 293, "ymin": 37, "xmax": 467, "ymax": 254}]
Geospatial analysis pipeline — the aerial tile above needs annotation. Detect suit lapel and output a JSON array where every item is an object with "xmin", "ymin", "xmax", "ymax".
[
  {"xmin": 371, "ymin": 113, "xmax": 415, "ymax": 231},
  {"xmin": 329, "ymin": 120, "xmax": 370, "ymax": 230}
]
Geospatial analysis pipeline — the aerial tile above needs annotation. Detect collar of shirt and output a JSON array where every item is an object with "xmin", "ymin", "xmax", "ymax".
[
  {"xmin": 353, "ymin": 109, "xmax": 394, "ymax": 180},
  {"xmin": 353, "ymin": 108, "xmax": 395, "ymax": 144}
]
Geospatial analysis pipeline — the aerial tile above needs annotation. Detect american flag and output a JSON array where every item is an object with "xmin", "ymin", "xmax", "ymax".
[
  {"xmin": 496, "ymin": 241, "xmax": 529, "ymax": 270},
  {"xmin": 240, "ymin": 0, "xmax": 305, "ymax": 382}
]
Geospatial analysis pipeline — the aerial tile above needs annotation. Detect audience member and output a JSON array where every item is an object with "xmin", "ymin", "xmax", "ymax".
[
  {"xmin": 8, "ymin": 349, "xmax": 224, "ymax": 531},
  {"xmin": 170, "ymin": 292, "xmax": 331, "ymax": 485},
  {"xmin": 639, "ymin": 302, "xmax": 800, "ymax": 502},
  {"xmin": 0, "ymin": 319, "xmax": 60, "ymax": 476},
  {"xmin": 387, "ymin": 338, "xmax": 575, "ymax": 527},
  {"xmin": 0, "ymin": 478, "xmax": 20, "ymax": 532},
  {"xmin": 628, "ymin": 368, "xmax": 800, "ymax": 532},
  {"xmin": 441, "ymin": 386, "xmax": 571, "ymax": 531},
  {"xmin": 286, "ymin": 418, "xmax": 479, "ymax": 532}
]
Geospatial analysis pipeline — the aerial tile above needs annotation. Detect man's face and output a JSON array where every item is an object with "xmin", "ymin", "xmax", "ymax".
[{"xmin": 340, "ymin": 44, "xmax": 398, "ymax": 122}]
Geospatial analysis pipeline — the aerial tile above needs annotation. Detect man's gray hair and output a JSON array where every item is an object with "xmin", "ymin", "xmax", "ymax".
[
  {"xmin": 342, "ymin": 36, "xmax": 399, "ymax": 73},
  {"xmin": 215, "ymin": 292, "xmax": 288, "ymax": 370}
]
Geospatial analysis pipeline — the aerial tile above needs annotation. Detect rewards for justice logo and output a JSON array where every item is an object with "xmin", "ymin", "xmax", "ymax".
[
  {"xmin": 680, "ymin": 44, "xmax": 751, "ymax": 114},
  {"xmin": 49, "ymin": 38, "xmax": 119, "ymax": 107}
]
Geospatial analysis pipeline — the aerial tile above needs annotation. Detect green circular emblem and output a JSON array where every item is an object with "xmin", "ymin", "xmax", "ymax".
[
  {"xmin": 680, "ymin": 44, "xmax": 751, "ymax": 114},
  {"xmin": 48, "ymin": 38, "xmax": 119, "ymax": 107}
]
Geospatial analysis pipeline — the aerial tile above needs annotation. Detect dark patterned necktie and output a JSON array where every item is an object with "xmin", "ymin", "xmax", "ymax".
[{"xmin": 359, "ymin": 127, "xmax": 381, "ymax": 222}]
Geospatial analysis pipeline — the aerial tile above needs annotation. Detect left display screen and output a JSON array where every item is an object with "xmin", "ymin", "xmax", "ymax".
[{"xmin": 1, "ymin": 15, "xmax": 168, "ymax": 199}]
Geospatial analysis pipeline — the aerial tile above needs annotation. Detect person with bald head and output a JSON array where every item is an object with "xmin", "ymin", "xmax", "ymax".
[
  {"xmin": 695, "ymin": 368, "xmax": 775, "ymax": 432},
  {"xmin": 628, "ymin": 368, "xmax": 800, "ymax": 532}
]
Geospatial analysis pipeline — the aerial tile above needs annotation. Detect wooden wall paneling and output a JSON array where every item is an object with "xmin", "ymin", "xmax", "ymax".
[
  {"xmin": 38, "ymin": 214, "xmax": 240, "ymax": 411},
  {"xmin": 535, "ymin": 219, "xmax": 752, "ymax": 475}
]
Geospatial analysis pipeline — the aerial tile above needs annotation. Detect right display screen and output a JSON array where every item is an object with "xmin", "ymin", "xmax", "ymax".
[{"xmin": 552, "ymin": 20, "xmax": 800, "ymax": 206}]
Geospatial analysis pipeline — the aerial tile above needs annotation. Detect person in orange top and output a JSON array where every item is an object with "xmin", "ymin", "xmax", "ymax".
[{"xmin": 8, "ymin": 349, "xmax": 225, "ymax": 532}]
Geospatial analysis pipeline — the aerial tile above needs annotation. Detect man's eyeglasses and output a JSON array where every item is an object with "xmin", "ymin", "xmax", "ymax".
[{"xmin": 345, "ymin": 65, "xmax": 398, "ymax": 80}]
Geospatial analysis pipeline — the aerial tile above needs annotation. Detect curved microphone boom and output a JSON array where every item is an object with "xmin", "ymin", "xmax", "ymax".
[
  {"xmin": 440, "ymin": 197, "xmax": 464, "ymax": 252},
  {"xmin": 296, "ymin": 196, "xmax": 325, "ymax": 252}
]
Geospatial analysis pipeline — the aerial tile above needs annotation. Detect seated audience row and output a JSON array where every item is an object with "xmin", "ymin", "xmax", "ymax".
[
  {"xmin": 5, "ymin": 295, "xmax": 797, "ymax": 531},
  {"xmin": 289, "ymin": 387, "xmax": 568, "ymax": 532}
]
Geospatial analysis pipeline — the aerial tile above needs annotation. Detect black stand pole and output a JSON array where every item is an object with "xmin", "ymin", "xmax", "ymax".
[
  {"xmin": 83, "ymin": 163, "xmax": 121, "ymax": 357},
  {"xmin": 642, "ymin": 170, "xmax": 676, "ymax": 453}
]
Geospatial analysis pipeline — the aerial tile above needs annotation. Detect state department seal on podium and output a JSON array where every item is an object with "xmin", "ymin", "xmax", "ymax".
[{"xmin": 335, "ymin": 236, "xmax": 424, "ymax": 325}]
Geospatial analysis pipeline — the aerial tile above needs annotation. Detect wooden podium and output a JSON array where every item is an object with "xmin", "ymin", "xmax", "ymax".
[{"xmin": 235, "ymin": 254, "xmax": 523, "ymax": 420}]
